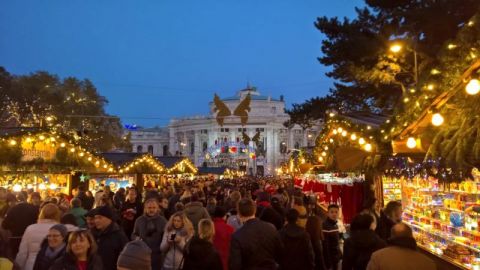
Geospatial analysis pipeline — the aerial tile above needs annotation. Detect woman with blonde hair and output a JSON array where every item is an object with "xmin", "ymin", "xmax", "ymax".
[
  {"xmin": 160, "ymin": 212, "xmax": 194, "ymax": 270},
  {"xmin": 50, "ymin": 229, "xmax": 103, "ymax": 270},
  {"xmin": 15, "ymin": 203, "xmax": 61, "ymax": 270},
  {"xmin": 183, "ymin": 219, "xmax": 223, "ymax": 270}
]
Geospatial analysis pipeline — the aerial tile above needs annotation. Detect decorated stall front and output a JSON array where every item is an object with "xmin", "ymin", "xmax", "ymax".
[
  {"xmin": 0, "ymin": 128, "xmax": 113, "ymax": 195},
  {"xmin": 384, "ymin": 16, "xmax": 480, "ymax": 269}
]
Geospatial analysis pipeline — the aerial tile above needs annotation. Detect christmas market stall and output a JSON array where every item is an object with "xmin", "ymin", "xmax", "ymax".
[
  {"xmin": 100, "ymin": 153, "xmax": 166, "ymax": 191},
  {"xmin": 383, "ymin": 16, "xmax": 480, "ymax": 269},
  {"xmin": 0, "ymin": 128, "xmax": 113, "ymax": 195}
]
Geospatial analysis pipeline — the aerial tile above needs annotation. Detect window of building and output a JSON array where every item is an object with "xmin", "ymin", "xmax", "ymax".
[
  {"xmin": 200, "ymin": 129, "xmax": 208, "ymax": 134},
  {"xmin": 202, "ymin": 142, "xmax": 208, "ymax": 152},
  {"xmin": 271, "ymin": 107, "xmax": 276, "ymax": 114},
  {"xmin": 238, "ymin": 128, "xmax": 247, "ymax": 132},
  {"xmin": 280, "ymin": 142, "xmax": 287, "ymax": 153},
  {"xmin": 147, "ymin": 145, "xmax": 154, "ymax": 154},
  {"xmin": 163, "ymin": 145, "xmax": 169, "ymax": 156},
  {"xmin": 190, "ymin": 142, "xmax": 195, "ymax": 155},
  {"xmin": 255, "ymin": 128, "xmax": 265, "ymax": 132},
  {"xmin": 137, "ymin": 145, "xmax": 143, "ymax": 153},
  {"xmin": 294, "ymin": 142, "xmax": 300, "ymax": 149}
]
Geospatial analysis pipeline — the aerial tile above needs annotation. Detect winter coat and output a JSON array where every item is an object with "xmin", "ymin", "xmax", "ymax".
[
  {"xmin": 132, "ymin": 214, "xmax": 167, "ymax": 270},
  {"xmin": 322, "ymin": 218, "xmax": 341, "ymax": 270},
  {"xmin": 213, "ymin": 217, "xmax": 234, "ymax": 270},
  {"xmin": 311, "ymin": 238, "xmax": 327, "ymax": 270},
  {"xmin": 184, "ymin": 202, "xmax": 210, "ymax": 232},
  {"xmin": 292, "ymin": 205, "xmax": 308, "ymax": 228},
  {"xmin": 33, "ymin": 238, "xmax": 66, "ymax": 270},
  {"xmin": 15, "ymin": 219, "xmax": 57, "ymax": 270},
  {"xmin": 2, "ymin": 202, "xmax": 39, "ymax": 256},
  {"xmin": 342, "ymin": 229, "xmax": 386, "ymax": 270},
  {"xmin": 229, "ymin": 218, "xmax": 284, "ymax": 270},
  {"xmin": 367, "ymin": 237, "xmax": 436, "ymax": 270},
  {"xmin": 279, "ymin": 223, "xmax": 314, "ymax": 270},
  {"xmin": 375, "ymin": 212, "xmax": 395, "ymax": 241},
  {"xmin": 92, "ymin": 222, "xmax": 128, "ymax": 270},
  {"xmin": 160, "ymin": 228, "xmax": 191, "ymax": 270},
  {"xmin": 49, "ymin": 253, "xmax": 103, "ymax": 270},
  {"xmin": 68, "ymin": 207, "xmax": 87, "ymax": 228},
  {"xmin": 120, "ymin": 200, "xmax": 143, "ymax": 240},
  {"xmin": 257, "ymin": 202, "xmax": 284, "ymax": 231},
  {"xmin": 182, "ymin": 236, "xmax": 223, "ymax": 270}
]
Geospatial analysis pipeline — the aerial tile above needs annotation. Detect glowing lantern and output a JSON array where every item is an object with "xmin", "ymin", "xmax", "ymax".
[
  {"xmin": 431, "ymin": 113, "xmax": 444, "ymax": 126},
  {"xmin": 466, "ymin": 79, "xmax": 480, "ymax": 95},
  {"xmin": 359, "ymin": 138, "xmax": 366, "ymax": 145},
  {"xmin": 364, "ymin": 144, "xmax": 372, "ymax": 152},
  {"xmin": 407, "ymin": 137, "xmax": 417, "ymax": 149}
]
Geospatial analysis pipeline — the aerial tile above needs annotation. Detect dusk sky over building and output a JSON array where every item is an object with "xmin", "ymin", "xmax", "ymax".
[{"xmin": 0, "ymin": 0, "xmax": 363, "ymax": 127}]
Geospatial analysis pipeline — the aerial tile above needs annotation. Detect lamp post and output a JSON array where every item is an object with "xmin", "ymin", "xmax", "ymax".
[{"xmin": 390, "ymin": 42, "xmax": 418, "ymax": 86}]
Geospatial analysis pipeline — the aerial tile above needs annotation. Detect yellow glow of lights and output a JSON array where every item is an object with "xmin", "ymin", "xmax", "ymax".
[
  {"xmin": 329, "ymin": 112, "xmax": 335, "ymax": 117},
  {"xmin": 39, "ymin": 135, "xmax": 46, "ymax": 140},
  {"xmin": 466, "ymin": 79, "xmax": 480, "ymax": 95},
  {"xmin": 431, "ymin": 69, "xmax": 441, "ymax": 75},
  {"xmin": 427, "ymin": 84, "xmax": 435, "ymax": 90},
  {"xmin": 468, "ymin": 21, "xmax": 474, "ymax": 26},
  {"xmin": 79, "ymin": 152, "xmax": 85, "ymax": 157},
  {"xmin": 321, "ymin": 151, "xmax": 327, "ymax": 157},
  {"xmin": 403, "ymin": 97, "xmax": 410, "ymax": 103},
  {"xmin": 431, "ymin": 113, "xmax": 444, "ymax": 126},
  {"xmin": 407, "ymin": 137, "xmax": 417, "ymax": 149},
  {"xmin": 13, "ymin": 184, "xmax": 22, "ymax": 192},
  {"xmin": 300, "ymin": 158, "xmax": 306, "ymax": 164},
  {"xmin": 108, "ymin": 167, "xmax": 114, "ymax": 172},
  {"xmin": 409, "ymin": 88, "xmax": 416, "ymax": 93},
  {"xmin": 341, "ymin": 130, "xmax": 347, "ymax": 137},
  {"xmin": 25, "ymin": 137, "xmax": 32, "ymax": 143},
  {"xmin": 39, "ymin": 183, "xmax": 47, "ymax": 190},
  {"xmin": 60, "ymin": 143, "xmax": 66, "ymax": 147},
  {"xmin": 364, "ymin": 144, "xmax": 372, "ymax": 152},
  {"xmin": 103, "ymin": 164, "xmax": 108, "ymax": 169},
  {"xmin": 318, "ymin": 156, "xmax": 324, "ymax": 162},
  {"xmin": 447, "ymin": 44, "xmax": 457, "ymax": 50},
  {"xmin": 87, "ymin": 157, "xmax": 92, "ymax": 161},
  {"xmin": 358, "ymin": 138, "xmax": 366, "ymax": 145},
  {"xmin": 49, "ymin": 183, "xmax": 58, "ymax": 190},
  {"xmin": 70, "ymin": 148, "xmax": 75, "ymax": 153},
  {"xmin": 333, "ymin": 130, "xmax": 338, "ymax": 135},
  {"xmin": 337, "ymin": 127, "xmax": 343, "ymax": 133},
  {"xmin": 390, "ymin": 44, "xmax": 402, "ymax": 53},
  {"xmin": 119, "ymin": 169, "xmax": 124, "ymax": 173},
  {"xmin": 324, "ymin": 146, "xmax": 329, "ymax": 150},
  {"xmin": 46, "ymin": 116, "xmax": 53, "ymax": 122},
  {"xmin": 329, "ymin": 138, "xmax": 334, "ymax": 143},
  {"xmin": 9, "ymin": 140, "xmax": 17, "ymax": 146},
  {"xmin": 350, "ymin": 134, "xmax": 357, "ymax": 141}
]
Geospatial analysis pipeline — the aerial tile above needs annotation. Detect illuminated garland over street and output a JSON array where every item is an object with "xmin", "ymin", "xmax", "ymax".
[
  {"xmin": 166, "ymin": 158, "xmax": 198, "ymax": 174},
  {"xmin": 119, "ymin": 154, "xmax": 165, "ymax": 174}
]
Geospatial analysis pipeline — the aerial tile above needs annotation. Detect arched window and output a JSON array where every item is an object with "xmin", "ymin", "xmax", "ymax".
[
  {"xmin": 163, "ymin": 145, "xmax": 169, "ymax": 156},
  {"xmin": 202, "ymin": 142, "xmax": 208, "ymax": 152},
  {"xmin": 137, "ymin": 145, "xmax": 143, "ymax": 153},
  {"xmin": 280, "ymin": 142, "xmax": 287, "ymax": 153},
  {"xmin": 294, "ymin": 142, "xmax": 300, "ymax": 150},
  {"xmin": 148, "ymin": 145, "xmax": 154, "ymax": 154},
  {"xmin": 190, "ymin": 142, "xmax": 195, "ymax": 155}
]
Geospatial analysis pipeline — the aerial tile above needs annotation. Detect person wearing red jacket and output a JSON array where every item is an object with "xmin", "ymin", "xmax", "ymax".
[{"xmin": 212, "ymin": 206, "xmax": 234, "ymax": 270}]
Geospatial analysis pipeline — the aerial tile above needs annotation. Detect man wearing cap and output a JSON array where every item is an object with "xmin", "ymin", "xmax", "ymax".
[{"xmin": 92, "ymin": 206, "xmax": 128, "ymax": 270}]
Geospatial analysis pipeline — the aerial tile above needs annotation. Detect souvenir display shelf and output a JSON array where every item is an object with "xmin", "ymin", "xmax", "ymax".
[
  {"xmin": 400, "ymin": 176, "xmax": 480, "ymax": 269},
  {"xmin": 382, "ymin": 175, "xmax": 402, "ymax": 205}
]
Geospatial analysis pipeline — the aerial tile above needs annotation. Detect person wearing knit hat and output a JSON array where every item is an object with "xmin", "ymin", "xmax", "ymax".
[
  {"xmin": 117, "ymin": 240, "xmax": 152, "ymax": 270},
  {"xmin": 95, "ymin": 205, "xmax": 114, "ymax": 220},
  {"xmin": 32, "ymin": 224, "xmax": 68, "ymax": 270}
]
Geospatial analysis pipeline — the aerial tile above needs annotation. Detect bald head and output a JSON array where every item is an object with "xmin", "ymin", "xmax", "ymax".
[{"xmin": 391, "ymin": 223, "xmax": 413, "ymax": 239}]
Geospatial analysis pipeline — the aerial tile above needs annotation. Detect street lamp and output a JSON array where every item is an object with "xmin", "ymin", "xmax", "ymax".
[{"xmin": 390, "ymin": 42, "xmax": 418, "ymax": 85}]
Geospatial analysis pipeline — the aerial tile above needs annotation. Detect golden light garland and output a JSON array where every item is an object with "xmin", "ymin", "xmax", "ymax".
[{"xmin": 119, "ymin": 154, "xmax": 165, "ymax": 174}]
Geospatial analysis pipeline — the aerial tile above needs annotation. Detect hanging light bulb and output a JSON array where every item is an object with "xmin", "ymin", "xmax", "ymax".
[
  {"xmin": 318, "ymin": 156, "xmax": 324, "ymax": 162},
  {"xmin": 324, "ymin": 146, "xmax": 329, "ymax": 150},
  {"xmin": 9, "ymin": 139, "xmax": 17, "ymax": 146},
  {"xmin": 466, "ymin": 79, "xmax": 480, "ymax": 95},
  {"xmin": 407, "ymin": 137, "xmax": 417, "ymax": 149},
  {"xmin": 364, "ymin": 144, "xmax": 372, "ymax": 152},
  {"xmin": 70, "ymin": 148, "xmax": 75, "ymax": 153},
  {"xmin": 341, "ymin": 130, "xmax": 347, "ymax": 137},
  {"xmin": 39, "ymin": 135, "xmax": 46, "ymax": 140},
  {"xmin": 329, "ymin": 138, "xmax": 334, "ymax": 143},
  {"xmin": 321, "ymin": 151, "xmax": 327, "ymax": 157},
  {"xmin": 431, "ymin": 113, "xmax": 444, "ymax": 126},
  {"xmin": 333, "ymin": 130, "xmax": 338, "ymax": 135},
  {"xmin": 359, "ymin": 138, "xmax": 366, "ymax": 145},
  {"xmin": 39, "ymin": 183, "xmax": 47, "ymax": 190},
  {"xmin": 337, "ymin": 127, "xmax": 343, "ymax": 133},
  {"xmin": 350, "ymin": 134, "xmax": 357, "ymax": 141},
  {"xmin": 60, "ymin": 143, "xmax": 66, "ymax": 147},
  {"xmin": 49, "ymin": 183, "xmax": 58, "ymax": 190}
]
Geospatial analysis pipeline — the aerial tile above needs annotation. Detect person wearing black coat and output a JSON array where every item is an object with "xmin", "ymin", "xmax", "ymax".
[
  {"xmin": 375, "ymin": 201, "xmax": 402, "ymax": 241},
  {"xmin": 323, "ymin": 205, "xmax": 342, "ymax": 270},
  {"xmin": 183, "ymin": 219, "xmax": 223, "ymax": 270},
  {"xmin": 279, "ymin": 209, "xmax": 314, "ymax": 270},
  {"xmin": 342, "ymin": 214, "xmax": 386, "ymax": 270},
  {"xmin": 306, "ymin": 216, "xmax": 327, "ymax": 270},
  {"xmin": 33, "ymin": 224, "xmax": 68, "ymax": 270},
  {"xmin": 120, "ymin": 188, "xmax": 143, "ymax": 240},
  {"xmin": 1, "ymin": 201, "xmax": 39, "ymax": 257},
  {"xmin": 92, "ymin": 206, "xmax": 129, "ymax": 270},
  {"xmin": 229, "ymin": 198, "xmax": 284, "ymax": 270}
]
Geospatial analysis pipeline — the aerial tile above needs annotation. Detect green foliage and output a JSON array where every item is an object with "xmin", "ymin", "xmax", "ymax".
[{"xmin": 0, "ymin": 68, "xmax": 130, "ymax": 152}]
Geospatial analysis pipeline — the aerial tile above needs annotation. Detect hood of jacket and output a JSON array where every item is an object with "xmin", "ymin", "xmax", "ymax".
[
  {"xmin": 388, "ymin": 236, "xmax": 417, "ymax": 250},
  {"xmin": 349, "ymin": 229, "xmax": 383, "ymax": 249}
]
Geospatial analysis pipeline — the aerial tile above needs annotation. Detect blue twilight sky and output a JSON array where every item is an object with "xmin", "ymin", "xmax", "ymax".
[{"xmin": 0, "ymin": 0, "xmax": 363, "ymax": 127}]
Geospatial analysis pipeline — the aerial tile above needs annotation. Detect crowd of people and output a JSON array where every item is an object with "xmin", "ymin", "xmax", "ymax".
[{"xmin": 0, "ymin": 177, "xmax": 436, "ymax": 270}]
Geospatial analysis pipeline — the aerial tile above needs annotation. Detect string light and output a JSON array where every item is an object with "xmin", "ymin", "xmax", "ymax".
[
  {"xmin": 407, "ymin": 137, "xmax": 417, "ymax": 149},
  {"xmin": 466, "ymin": 79, "xmax": 480, "ymax": 95},
  {"xmin": 364, "ymin": 144, "xmax": 372, "ymax": 152},
  {"xmin": 359, "ymin": 138, "xmax": 366, "ymax": 145},
  {"xmin": 426, "ymin": 84, "xmax": 435, "ymax": 90},
  {"xmin": 341, "ymin": 130, "xmax": 347, "ymax": 137},
  {"xmin": 321, "ymin": 151, "xmax": 327, "ymax": 157},
  {"xmin": 350, "ymin": 134, "xmax": 357, "ymax": 141},
  {"xmin": 447, "ymin": 44, "xmax": 457, "ymax": 50},
  {"xmin": 9, "ymin": 140, "xmax": 17, "ymax": 146},
  {"xmin": 431, "ymin": 113, "xmax": 444, "ymax": 126}
]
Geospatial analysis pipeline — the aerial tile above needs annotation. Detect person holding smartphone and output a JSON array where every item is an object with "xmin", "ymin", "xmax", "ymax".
[{"xmin": 160, "ymin": 212, "xmax": 194, "ymax": 270}]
